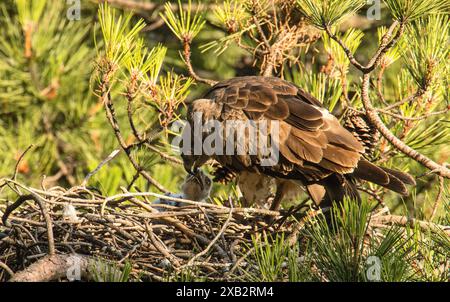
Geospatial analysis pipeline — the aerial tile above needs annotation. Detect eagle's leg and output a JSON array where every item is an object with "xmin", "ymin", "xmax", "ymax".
[{"xmin": 269, "ymin": 181, "xmax": 288, "ymax": 211}]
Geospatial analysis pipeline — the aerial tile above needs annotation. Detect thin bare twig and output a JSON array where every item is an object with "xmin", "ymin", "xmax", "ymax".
[
  {"xmin": 13, "ymin": 145, "xmax": 34, "ymax": 182},
  {"xmin": 286, "ymin": 208, "xmax": 325, "ymax": 246},
  {"xmin": 0, "ymin": 261, "xmax": 14, "ymax": 277},
  {"xmin": 185, "ymin": 208, "xmax": 233, "ymax": 267},
  {"xmin": 145, "ymin": 221, "xmax": 181, "ymax": 267},
  {"xmin": 325, "ymin": 21, "xmax": 403, "ymax": 73},
  {"xmin": 324, "ymin": 25, "xmax": 365, "ymax": 72},
  {"xmin": 382, "ymin": 91, "xmax": 424, "ymax": 111},
  {"xmin": 100, "ymin": 78, "xmax": 169, "ymax": 193},
  {"xmin": 430, "ymin": 176, "xmax": 445, "ymax": 221},
  {"xmin": 376, "ymin": 108, "xmax": 449, "ymax": 121},
  {"xmin": 95, "ymin": 0, "xmax": 157, "ymax": 11},
  {"xmin": 370, "ymin": 214, "xmax": 449, "ymax": 235},
  {"xmin": 182, "ymin": 40, "xmax": 217, "ymax": 86},
  {"xmin": 2, "ymin": 193, "xmax": 55, "ymax": 255},
  {"xmin": 82, "ymin": 149, "xmax": 121, "ymax": 187}
]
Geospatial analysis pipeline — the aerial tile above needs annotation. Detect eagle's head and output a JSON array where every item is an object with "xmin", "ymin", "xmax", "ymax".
[
  {"xmin": 181, "ymin": 98, "xmax": 221, "ymax": 175},
  {"xmin": 181, "ymin": 152, "xmax": 210, "ymax": 176}
]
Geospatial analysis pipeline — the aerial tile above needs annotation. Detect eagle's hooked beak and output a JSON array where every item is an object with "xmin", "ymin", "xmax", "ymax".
[
  {"xmin": 184, "ymin": 161, "xmax": 194, "ymax": 175},
  {"xmin": 184, "ymin": 162, "xmax": 204, "ymax": 190},
  {"xmin": 184, "ymin": 160, "xmax": 199, "ymax": 176}
]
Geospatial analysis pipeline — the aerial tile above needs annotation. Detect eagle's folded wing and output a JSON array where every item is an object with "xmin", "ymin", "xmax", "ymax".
[{"xmin": 204, "ymin": 76, "xmax": 364, "ymax": 182}]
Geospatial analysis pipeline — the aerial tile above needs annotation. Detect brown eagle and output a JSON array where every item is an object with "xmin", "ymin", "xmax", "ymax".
[{"xmin": 181, "ymin": 76, "xmax": 415, "ymax": 210}]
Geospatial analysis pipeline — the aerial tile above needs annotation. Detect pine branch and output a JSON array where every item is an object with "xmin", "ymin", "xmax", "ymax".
[
  {"xmin": 182, "ymin": 40, "xmax": 217, "ymax": 86},
  {"xmin": 322, "ymin": 19, "xmax": 450, "ymax": 178},
  {"xmin": 325, "ymin": 21, "xmax": 404, "ymax": 73},
  {"xmin": 101, "ymin": 83, "xmax": 170, "ymax": 193},
  {"xmin": 376, "ymin": 107, "xmax": 449, "ymax": 121},
  {"xmin": 361, "ymin": 73, "xmax": 450, "ymax": 178},
  {"xmin": 381, "ymin": 89, "xmax": 426, "ymax": 111},
  {"xmin": 96, "ymin": 0, "xmax": 157, "ymax": 11},
  {"xmin": 371, "ymin": 214, "xmax": 450, "ymax": 235},
  {"xmin": 429, "ymin": 176, "xmax": 445, "ymax": 221}
]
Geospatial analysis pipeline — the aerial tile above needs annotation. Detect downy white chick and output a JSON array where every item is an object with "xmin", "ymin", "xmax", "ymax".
[{"xmin": 153, "ymin": 170, "xmax": 212, "ymax": 211}]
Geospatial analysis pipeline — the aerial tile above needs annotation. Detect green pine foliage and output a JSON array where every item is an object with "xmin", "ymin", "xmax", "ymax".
[{"xmin": 0, "ymin": 0, "xmax": 99, "ymax": 188}]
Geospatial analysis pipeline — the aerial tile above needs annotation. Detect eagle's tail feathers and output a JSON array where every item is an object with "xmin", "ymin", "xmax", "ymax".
[
  {"xmin": 380, "ymin": 167, "xmax": 416, "ymax": 186},
  {"xmin": 352, "ymin": 159, "xmax": 414, "ymax": 196},
  {"xmin": 352, "ymin": 159, "xmax": 389, "ymax": 185}
]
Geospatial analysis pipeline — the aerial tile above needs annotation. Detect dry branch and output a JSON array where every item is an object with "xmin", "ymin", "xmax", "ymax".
[
  {"xmin": 95, "ymin": 0, "xmax": 157, "ymax": 11},
  {"xmin": 370, "ymin": 215, "xmax": 450, "ymax": 236},
  {"xmin": 9, "ymin": 254, "xmax": 90, "ymax": 282}
]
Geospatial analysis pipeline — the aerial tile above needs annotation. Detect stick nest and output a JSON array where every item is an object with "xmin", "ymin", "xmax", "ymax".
[{"xmin": 0, "ymin": 179, "xmax": 299, "ymax": 281}]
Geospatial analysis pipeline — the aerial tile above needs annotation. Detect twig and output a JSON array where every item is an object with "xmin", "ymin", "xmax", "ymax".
[
  {"xmin": 82, "ymin": 149, "xmax": 121, "ymax": 187},
  {"xmin": 2, "ymin": 193, "xmax": 55, "ymax": 255},
  {"xmin": 146, "ymin": 144, "xmax": 183, "ymax": 165},
  {"xmin": 382, "ymin": 89, "xmax": 426, "ymax": 111},
  {"xmin": 0, "ymin": 261, "xmax": 14, "ymax": 277},
  {"xmin": 142, "ymin": 18, "xmax": 166, "ymax": 32},
  {"xmin": 94, "ymin": 0, "xmax": 213, "ymax": 13},
  {"xmin": 185, "ymin": 208, "xmax": 233, "ymax": 267},
  {"xmin": 376, "ymin": 108, "xmax": 449, "ymax": 121},
  {"xmin": 286, "ymin": 208, "xmax": 326, "ymax": 247},
  {"xmin": 371, "ymin": 214, "xmax": 449, "ymax": 235},
  {"xmin": 145, "ymin": 221, "xmax": 181, "ymax": 267},
  {"xmin": 430, "ymin": 176, "xmax": 445, "ymax": 221},
  {"xmin": 182, "ymin": 40, "xmax": 217, "ymax": 86},
  {"xmin": 357, "ymin": 186, "xmax": 387, "ymax": 209},
  {"xmin": 42, "ymin": 115, "xmax": 76, "ymax": 186},
  {"xmin": 127, "ymin": 172, "xmax": 141, "ymax": 191},
  {"xmin": 198, "ymin": 206, "xmax": 221, "ymax": 249},
  {"xmin": 252, "ymin": 16, "xmax": 275, "ymax": 77},
  {"xmin": 375, "ymin": 65, "xmax": 389, "ymax": 106},
  {"xmin": 366, "ymin": 21, "xmax": 403, "ymax": 71},
  {"xmin": 95, "ymin": 0, "xmax": 157, "ymax": 11},
  {"xmin": 13, "ymin": 144, "xmax": 34, "ymax": 182},
  {"xmin": 253, "ymin": 16, "xmax": 271, "ymax": 50},
  {"xmin": 131, "ymin": 198, "xmax": 229, "ymax": 258},
  {"xmin": 103, "ymin": 191, "xmax": 281, "ymax": 216},
  {"xmin": 324, "ymin": 25, "xmax": 365, "ymax": 72},
  {"xmin": 101, "ymin": 83, "xmax": 169, "ymax": 193},
  {"xmin": 325, "ymin": 21, "xmax": 403, "ymax": 73},
  {"xmin": 125, "ymin": 93, "xmax": 181, "ymax": 165}
]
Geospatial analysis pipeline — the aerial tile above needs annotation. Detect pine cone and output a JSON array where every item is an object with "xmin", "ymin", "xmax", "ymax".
[{"xmin": 343, "ymin": 110, "xmax": 380, "ymax": 159}]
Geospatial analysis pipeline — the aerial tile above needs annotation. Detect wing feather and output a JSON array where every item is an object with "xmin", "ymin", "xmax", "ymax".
[
  {"xmin": 202, "ymin": 76, "xmax": 364, "ymax": 181},
  {"xmin": 286, "ymin": 135, "xmax": 323, "ymax": 163}
]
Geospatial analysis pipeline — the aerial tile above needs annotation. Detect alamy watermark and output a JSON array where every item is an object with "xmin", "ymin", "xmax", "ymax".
[
  {"xmin": 66, "ymin": 254, "xmax": 83, "ymax": 281},
  {"xmin": 366, "ymin": 255, "xmax": 382, "ymax": 281},
  {"xmin": 66, "ymin": 0, "xmax": 81, "ymax": 21},
  {"xmin": 366, "ymin": 0, "xmax": 382, "ymax": 21},
  {"xmin": 170, "ymin": 113, "xmax": 280, "ymax": 166}
]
